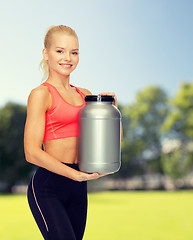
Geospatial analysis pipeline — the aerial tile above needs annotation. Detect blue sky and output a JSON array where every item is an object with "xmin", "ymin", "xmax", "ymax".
[{"xmin": 0, "ymin": 0, "xmax": 193, "ymax": 106}]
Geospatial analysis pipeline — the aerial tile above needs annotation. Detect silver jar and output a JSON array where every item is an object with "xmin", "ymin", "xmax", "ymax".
[{"xmin": 78, "ymin": 95, "xmax": 121, "ymax": 174}]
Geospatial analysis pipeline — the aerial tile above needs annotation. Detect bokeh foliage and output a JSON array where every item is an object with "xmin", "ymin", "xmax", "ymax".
[{"xmin": 0, "ymin": 102, "xmax": 32, "ymax": 190}]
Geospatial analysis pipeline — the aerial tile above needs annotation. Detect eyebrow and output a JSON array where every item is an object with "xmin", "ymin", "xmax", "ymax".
[{"xmin": 56, "ymin": 47, "xmax": 79, "ymax": 51}]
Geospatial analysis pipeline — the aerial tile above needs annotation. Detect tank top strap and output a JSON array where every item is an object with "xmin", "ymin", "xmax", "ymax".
[
  {"xmin": 41, "ymin": 82, "xmax": 60, "ymax": 111},
  {"xmin": 41, "ymin": 81, "xmax": 56, "ymax": 93},
  {"xmin": 70, "ymin": 85, "xmax": 86, "ymax": 99}
]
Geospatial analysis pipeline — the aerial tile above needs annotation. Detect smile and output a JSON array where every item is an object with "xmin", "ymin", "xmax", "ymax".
[{"xmin": 59, "ymin": 64, "xmax": 73, "ymax": 69}]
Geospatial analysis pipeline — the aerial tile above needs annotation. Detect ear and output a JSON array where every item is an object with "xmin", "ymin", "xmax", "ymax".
[{"xmin": 42, "ymin": 49, "xmax": 48, "ymax": 61}]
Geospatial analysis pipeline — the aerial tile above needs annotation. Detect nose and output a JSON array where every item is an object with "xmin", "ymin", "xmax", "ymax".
[{"xmin": 64, "ymin": 52, "xmax": 71, "ymax": 61}]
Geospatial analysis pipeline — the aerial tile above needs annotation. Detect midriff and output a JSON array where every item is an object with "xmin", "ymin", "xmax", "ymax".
[{"xmin": 43, "ymin": 137, "xmax": 78, "ymax": 164}]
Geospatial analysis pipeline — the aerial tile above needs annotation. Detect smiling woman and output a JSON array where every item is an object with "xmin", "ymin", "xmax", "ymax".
[{"xmin": 24, "ymin": 25, "xmax": 119, "ymax": 240}]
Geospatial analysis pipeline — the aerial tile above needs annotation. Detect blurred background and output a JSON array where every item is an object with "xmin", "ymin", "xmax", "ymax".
[{"xmin": 1, "ymin": 0, "xmax": 193, "ymax": 239}]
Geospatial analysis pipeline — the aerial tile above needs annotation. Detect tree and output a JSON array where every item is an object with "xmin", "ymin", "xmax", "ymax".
[
  {"xmin": 161, "ymin": 150, "xmax": 193, "ymax": 180},
  {"xmin": 161, "ymin": 82, "xmax": 193, "ymax": 179},
  {"xmin": 162, "ymin": 82, "xmax": 193, "ymax": 140},
  {"xmin": 0, "ymin": 102, "xmax": 32, "ymax": 190},
  {"xmin": 124, "ymin": 86, "xmax": 169, "ymax": 175}
]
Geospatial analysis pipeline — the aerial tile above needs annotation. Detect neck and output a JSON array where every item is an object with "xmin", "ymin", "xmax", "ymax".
[{"xmin": 47, "ymin": 72, "xmax": 71, "ymax": 89}]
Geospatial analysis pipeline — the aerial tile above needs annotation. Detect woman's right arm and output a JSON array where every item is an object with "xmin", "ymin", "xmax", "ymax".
[{"xmin": 24, "ymin": 86, "xmax": 103, "ymax": 182}]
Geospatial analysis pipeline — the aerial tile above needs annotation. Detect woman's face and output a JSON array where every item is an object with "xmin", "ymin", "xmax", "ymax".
[{"xmin": 43, "ymin": 33, "xmax": 79, "ymax": 77}]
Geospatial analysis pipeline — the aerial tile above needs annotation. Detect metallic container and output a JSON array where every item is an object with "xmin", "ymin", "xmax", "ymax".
[{"xmin": 78, "ymin": 95, "xmax": 121, "ymax": 174}]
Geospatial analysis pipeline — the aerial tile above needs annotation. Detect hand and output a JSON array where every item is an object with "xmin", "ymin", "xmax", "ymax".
[
  {"xmin": 99, "ymin": 92, "xmax": 118, "ymax": 107},
  {"xmin": 77, "ymin": 171, "xmax": 112, "ymax": 182}
]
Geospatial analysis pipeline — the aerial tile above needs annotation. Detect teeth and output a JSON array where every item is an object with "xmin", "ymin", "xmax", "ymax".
[{"xmin": 61, "ymin": 64, "xmax": 72, "ymax": 68}]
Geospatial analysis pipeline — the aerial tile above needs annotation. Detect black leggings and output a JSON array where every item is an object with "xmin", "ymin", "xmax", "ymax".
[{"xmin": 27, "ymin": 164, "xmax": 87, "ymax": 240}]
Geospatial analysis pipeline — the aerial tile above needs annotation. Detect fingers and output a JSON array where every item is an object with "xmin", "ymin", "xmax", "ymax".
[
  {"xmin": 79, "ymin": 172, "xmax": 112, "ymax": 181},
  {"xmin": 99, "ymin": 92, "xmax": 118, "ymax": 107},
  {"xmin": 98, "ymin": 173, "xmax": 113, "ymax": 177},
  {"xmin": 78, "ymin": 172, "xmax": 99, "ymax": 181},
  {"xmin": 88, "ymin": 172, "xmax": 100, "ymax": 180},
  {"xmin": 99, "ymin": 92, "xmax": 116, "ymax": 97}
]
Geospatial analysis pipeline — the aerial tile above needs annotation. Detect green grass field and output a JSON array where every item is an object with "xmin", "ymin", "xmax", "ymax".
[{"xmin": 0, "ymin": 191, "xmax": 193, "ymax": 240}]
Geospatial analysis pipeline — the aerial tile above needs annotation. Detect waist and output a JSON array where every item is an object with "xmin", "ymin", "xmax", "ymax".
[
  {"xmin": 43, "ymin": 137, "xmax": 78, "ymax": 163},
  {"xmin": 62, "ymin": 162, "xmax": 79, "ymax": 171}
]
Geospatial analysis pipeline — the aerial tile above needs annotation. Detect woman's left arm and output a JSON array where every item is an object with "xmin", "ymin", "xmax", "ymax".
[{"xmin": 99, "ymin": 92, "xmax": 123, "ymax": 141}]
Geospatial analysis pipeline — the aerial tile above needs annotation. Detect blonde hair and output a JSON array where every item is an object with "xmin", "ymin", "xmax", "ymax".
[{"xmin": 40, "ymin": 25, "xmax": 78, "ymax": 81}]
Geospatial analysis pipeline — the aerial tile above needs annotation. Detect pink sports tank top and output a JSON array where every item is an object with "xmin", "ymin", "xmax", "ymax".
[{"xmin": 42, "ymin": 82, "xmax": 85, "ymax": 142}]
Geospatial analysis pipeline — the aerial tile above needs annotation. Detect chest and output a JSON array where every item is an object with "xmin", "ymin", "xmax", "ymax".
[
  {"xmin": 52, "ymin": 100, "xmax": 83, "ymax": 124},
  {"xmin": 56, "ymin": 87, "xmax": 84, "ymax": 106}
]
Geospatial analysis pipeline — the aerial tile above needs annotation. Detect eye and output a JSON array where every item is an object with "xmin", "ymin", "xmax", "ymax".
[
  {"xmin": 56, "ymin": 50, "xmax": 63, "ymax": 53},
  {"xmin": 72, "ymin": 52, "xmax": 79, "ymax": 55}
]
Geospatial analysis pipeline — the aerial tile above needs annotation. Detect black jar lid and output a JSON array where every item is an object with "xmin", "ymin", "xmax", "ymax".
[{"xmin": 85, "ymin": 95, "xmax": 114, "ymax": 102}]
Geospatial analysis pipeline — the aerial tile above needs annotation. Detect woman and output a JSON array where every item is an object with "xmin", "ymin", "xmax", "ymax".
[{"xmin": 24, "ymin": 25, "xmax": 121, "ymax": 240}]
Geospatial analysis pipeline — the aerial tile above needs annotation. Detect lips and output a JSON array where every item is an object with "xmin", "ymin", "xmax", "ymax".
[{"xmin": 59, "ymin": 63, "xmax": 72, "ymax": 69}]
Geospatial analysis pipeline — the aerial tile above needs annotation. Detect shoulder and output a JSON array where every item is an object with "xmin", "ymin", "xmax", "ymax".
[
  {"xmin": 27, "ymin": 85, "xmax": 50, "ymax": 109},
  {"xmin": 28, "ymin": 85, "xmax": 49, "ymax": 101},
  {"xmin": 77, "ymin": 87, "xmax": 92, "ymax": 96}
]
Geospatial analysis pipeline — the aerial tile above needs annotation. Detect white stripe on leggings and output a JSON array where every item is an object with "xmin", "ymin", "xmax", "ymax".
[{"xmin": 32, "ymin": 171, "xmax": 49, "ymax": 232}]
